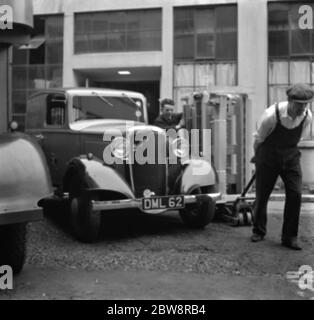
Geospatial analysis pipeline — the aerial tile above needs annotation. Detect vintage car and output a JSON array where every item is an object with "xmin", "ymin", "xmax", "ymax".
[
  {"xmin": 25, "ymin": 88, "xmax": 220, "ymax": 242},
  {"xmin": 0, "ymin": 132, "xmax": 52, "ymax": 273}
]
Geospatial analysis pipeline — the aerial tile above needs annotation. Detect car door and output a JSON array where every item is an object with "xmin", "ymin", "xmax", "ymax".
[{"xmin": 26, "ymin": 92, "xmax": 80, "ymax": 189}]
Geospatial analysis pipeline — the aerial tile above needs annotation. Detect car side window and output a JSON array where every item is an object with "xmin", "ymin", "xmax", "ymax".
[
  {"xmin": 46, "ymin": 93, "xmax": 66, "ymax": 126},
  {"xmin": 25, "ymin": 93, "xmax": 48, "ymax": 130}
]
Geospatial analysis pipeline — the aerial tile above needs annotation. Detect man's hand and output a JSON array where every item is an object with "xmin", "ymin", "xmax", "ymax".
[{"xmin": 175, "ymin": 118, "xmax": 185, "ymax": 130}]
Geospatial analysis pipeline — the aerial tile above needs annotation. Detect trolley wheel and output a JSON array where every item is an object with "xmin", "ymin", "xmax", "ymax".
[
  {"xmin": 237, "ymin": 212, "xmax": 245, "ymax": 226},
  {"xmin": 246, "ymin": 211, "xmax": 253, "ymax": 225}
]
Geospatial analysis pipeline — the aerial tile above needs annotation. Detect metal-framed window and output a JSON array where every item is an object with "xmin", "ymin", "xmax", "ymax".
[
  {"xmin": 173, "ymin": 5, "xmax": 238, "ymax": 111},
  {"xmin": 74, "ymin": 9, "xmax": 162, "ymax": 54},
  {"xmin": 11, "ymin": 15, "xmax": 64, "ymax": 131},
  {"xmin": 268, "ymin": 2, "xmax": 314, "ymax": 139}
]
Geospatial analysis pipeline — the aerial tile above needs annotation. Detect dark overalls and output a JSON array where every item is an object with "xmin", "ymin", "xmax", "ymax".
[{"xmin": 253, "ymin": 103, "xmax": 308, "ymax": 241}]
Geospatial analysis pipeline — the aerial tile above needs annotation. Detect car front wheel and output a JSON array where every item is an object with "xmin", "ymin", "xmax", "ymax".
[
  {"xmin": 179, "ymin": 188, "xmax": 215, "ymax": 229},
  {"xmin": 68, "ymin": 175, "xmax": 102, "ymax": 243}
]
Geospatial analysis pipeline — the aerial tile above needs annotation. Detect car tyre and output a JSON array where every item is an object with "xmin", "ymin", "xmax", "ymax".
[
  {"xmin": 179, "ymin": 187, "xmax": 215, "ymax": 229},
  {"xmin": 68, "ymin": 175, "xmax": 102, "ymax": 243},
  {"xmin": 0, "ymin": 223, "xmax": 27, "ymax": 274}
]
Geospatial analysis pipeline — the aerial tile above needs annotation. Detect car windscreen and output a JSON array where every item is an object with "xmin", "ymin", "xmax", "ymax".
[{"xmin": 71, "ymin": 95, "xmax": 145, "ymax": 122}]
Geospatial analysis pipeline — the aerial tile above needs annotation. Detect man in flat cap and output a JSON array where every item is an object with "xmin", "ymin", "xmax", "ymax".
[
  {"xmin": 154, "ymin": 98, "xmax": 184, "ymax": 130},
  {"xmin": 251, "ymin": 83, "xmax": 314, "ymax": 250}
]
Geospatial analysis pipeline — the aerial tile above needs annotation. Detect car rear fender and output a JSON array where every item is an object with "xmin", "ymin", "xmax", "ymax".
[{"xmin": 0, "ymin": 132, "xmax": 53, "ymax": 224}]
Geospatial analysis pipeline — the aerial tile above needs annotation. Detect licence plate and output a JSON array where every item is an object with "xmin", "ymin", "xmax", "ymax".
[{"xmin": 142, "ymin": 196, "xmax": 185, "ymax": 211}]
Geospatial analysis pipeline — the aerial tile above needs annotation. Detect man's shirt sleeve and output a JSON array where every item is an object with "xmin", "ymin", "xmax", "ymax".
[
  {"xmin": 301, "ymin": 109, "xmax": 313, "ymax": 140},
  {"xmin": 253, "ymin": 105, "xmax": 277, "ymax": 144}
]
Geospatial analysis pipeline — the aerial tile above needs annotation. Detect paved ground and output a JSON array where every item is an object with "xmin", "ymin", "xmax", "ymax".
[{"xmin": 0, "ymin": 201, "xmax": 314, "ymax": 300}]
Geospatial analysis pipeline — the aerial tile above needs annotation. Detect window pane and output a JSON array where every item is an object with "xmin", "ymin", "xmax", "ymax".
[
  {"xmin": 268, "ymin": 4, "xmax": 289, "ymax": 31},
  {"xmin": 216, "ymin": 63, "xmax": 237, "ymax": 86},
  {"xmin": 12, "ymin": 90, "xmax": 27, "ymax": 114},
  {"xmin": 130, "ymin": 10, "xmax": 161, "ymax": 30},
  {"xmin": 291, "ymin": 29, "xmax": 311, "ymax": 55},
  {"xmin": 109, "ymin": 13, "xmax": 126, "ymax": 32},
  {"xmin": 290, "ymin": 60, "xmax": 310, "ymax": 83},
  {"xmin": 33, "ymin": 16, "xmax": 45, "ymax": 36},
  {"xmin": 13, "ymin": 47, "xmax": 27, "ymax": 64},
  {"xmin": 75, "ymin": 10, "xmax": 161, "ymax": 53},
  {"xmin": 29, "ymin": 43, "xmax": 45, "ymax": 64},
  {"xmin": 174, "ymin": 9, "xmax": 194, "ymax": 34},
  {"xmin": 174, "ymin": 35, "xmax": 194, "ymax": 59},
  {"xmin": 196, "ymin": 34, "xmax": 214, "ymax": 58},
  {"xmin": 47, "ymin": 66, "xmax": 62, "ymax": 88},
  {"xmin": 90, "ymin": 34, "xmax": 108, "ymax": 52},
  {"xmin": 216, "ymin": 6, "xmax": 237, "ymax": 31},
  {"xmin": 216, "ymin": 32, "xmax": 237, "ymax": 60},
  {"xmin": 269, "ymin": 86, "xmax": 287, "ymax": 105},
  {"xmin": 269, "ymin": 31, "xmax": 289, "ymax": 57},
  {"xmin": 268, "ymin": 61, "xmax": 288, "ymax": 84},
  {"xmin": 195, "ymin": 8, "xmax": 214, "ymax": 34},
  {"xmin": 268, "ymin": 4, "xmax": 289, "ymax": 57},
  {"xmin": 12, "ymin": 66, "xmax": 27, "ymax": 89},
  {"xmin": 46, "ymin": 41, "xmax": 63, "ymax": 64},
  {"xmin": 195, "ymin": 64, "xmax": 215, "ymax": 87},
  {"xmin": 92, "ymin": 15, "xmax": 108, "ymax": 34},
  {"xmin": 75, "ymin": 34, "xmax": 90, "ymax": 53},
  {"xmin": 46, "ymin": 16, "xmax": 64, "ymax": 39},
  {"xmin": 25, "ymin": 94, "xmax": 48, "ymax": 129},
  {"xmin": 174, "ymin": 64, "xmax": 194, "ymax": 87},
  {"xmin": 75, "ymin": 14, "xmax": 93, "ymax": 34},
  {"xmin": 108, "ymin": 32, "xmax": 126, "ymax": 51},
  {"xmin": 127, "ymin": 30, "xmax": 161, "ymax": 51},
  {"xmin": 28, "ymin": 65, "xmax": 46, "ymax": 89}
]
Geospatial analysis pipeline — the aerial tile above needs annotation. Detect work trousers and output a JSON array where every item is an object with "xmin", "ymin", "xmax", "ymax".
[{"xmin": 253, "ymin": 145, "xmax": 302, "ymax": 240}]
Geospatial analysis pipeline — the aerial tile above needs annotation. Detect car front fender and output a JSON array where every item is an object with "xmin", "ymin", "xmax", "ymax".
[
  {"xmin": 63, "ymin": 157, "xmax": 135, "ymax": 200},
  {"xmin": 180, "ymin": 159, "xmax": 217, "ymax": 194}
]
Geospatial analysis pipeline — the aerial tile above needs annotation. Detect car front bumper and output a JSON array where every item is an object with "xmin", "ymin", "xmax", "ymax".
[{"xmin": 91, "ymin": 193, "xmax": 221, "ymax": 213}]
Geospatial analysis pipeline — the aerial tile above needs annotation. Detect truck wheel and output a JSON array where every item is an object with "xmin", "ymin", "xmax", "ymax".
[
  {"xmin": 179, "ymin": 188, "xmax": 215, "ymax": 229},
  {"xmin": 68, "ymin": 176, "xmax": 101, "ymax": 243},
  {"xmin": 0, "ymin": 223, "xmax": 27, "ymax": 274}
]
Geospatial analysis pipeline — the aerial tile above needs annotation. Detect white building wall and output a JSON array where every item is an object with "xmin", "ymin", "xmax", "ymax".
[
  {"xmin": 238, "ymin": 0, "xmax": 268, "ymax": 181},
  {"xmin": 33, "ymin": 0, "xmax": 271, "ymax": 182},
  {"xmin": 33, "ymin": 0, "xmax": 269, "ymax": 115}
]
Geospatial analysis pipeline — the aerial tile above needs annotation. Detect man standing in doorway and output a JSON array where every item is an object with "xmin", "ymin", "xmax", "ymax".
[
  {"xmin": 251, "ymin": 83, "xmax": 314, "ymax": 250},
  {"xmin": 154, "ymin": 98, "xmax": 184, "ymax": 130}
]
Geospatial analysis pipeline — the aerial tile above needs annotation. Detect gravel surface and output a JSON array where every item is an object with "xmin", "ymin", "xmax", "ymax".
[
  {"xmin": 26, "ymin": 203, "xmax": 314, "ymax": 276},
  {"xmin": 1, "ymin": 202, "xmax": 314, "ymax": 299}
]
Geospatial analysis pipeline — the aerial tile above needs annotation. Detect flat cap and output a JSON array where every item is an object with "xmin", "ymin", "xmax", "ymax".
[
  {"xmin": 160, "ymin": 98, "xmax": 175, "ymax": 108},
  {"xmin": 286, "ymin": 83, "xmax": 314, "ymax": 103}
]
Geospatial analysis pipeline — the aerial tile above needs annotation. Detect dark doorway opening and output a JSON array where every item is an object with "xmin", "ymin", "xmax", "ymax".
[{"xmin": 95, "ymin": 81, "xmax": 160, "ymax": 124}]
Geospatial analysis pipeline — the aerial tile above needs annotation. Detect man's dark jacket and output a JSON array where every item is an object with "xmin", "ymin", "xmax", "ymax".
[{"xmin": 154, "ymin": 113, "xmax": 183, "ymax": 130}]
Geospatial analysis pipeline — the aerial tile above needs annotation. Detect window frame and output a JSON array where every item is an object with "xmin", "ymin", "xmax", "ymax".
[{"xmin": 268, "ymin": 2, "xmax": 314, "ymax": 140}]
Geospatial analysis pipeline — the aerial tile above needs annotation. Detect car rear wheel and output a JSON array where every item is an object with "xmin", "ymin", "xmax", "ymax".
[
  {"xmin": 179, "ymin": 187, "xmax": 215, "ymax": 229},
  {"xmin": 68, "ymin": 176, "xmax": 102, "ymax": 243},
  {"xmin": 0, "ymin": 223, "xmax": 27, "ymax": 274}
]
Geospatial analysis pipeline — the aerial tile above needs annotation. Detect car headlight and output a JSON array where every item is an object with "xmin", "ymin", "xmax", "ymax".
[
  {"xmin": 171, "ymin": 137, "xmax": 189, "ymax": 158},
  {"xmin": 110, "ymin": 137, "xmax": 129, "ymax": 160}
]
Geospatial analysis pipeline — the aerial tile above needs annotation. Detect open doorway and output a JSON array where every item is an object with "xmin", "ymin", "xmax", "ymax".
[{"xmin": 95, "ymin": 81, "xmax": 160, "ymax": 124}]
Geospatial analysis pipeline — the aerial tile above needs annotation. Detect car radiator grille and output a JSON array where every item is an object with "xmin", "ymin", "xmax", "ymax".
[{"xmin": 128, "ymin": 129, "xmax": 167, "ymax": 198}]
